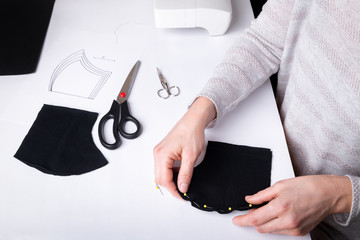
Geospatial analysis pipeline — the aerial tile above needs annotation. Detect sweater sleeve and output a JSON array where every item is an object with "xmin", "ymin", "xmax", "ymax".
[
  {"xmin": 333, "ymin": 175, "xmax": 360, "ymax": 226},
  {"xmin": 197, "ymin": 0, "xmax": 294, "ymax": 126}
]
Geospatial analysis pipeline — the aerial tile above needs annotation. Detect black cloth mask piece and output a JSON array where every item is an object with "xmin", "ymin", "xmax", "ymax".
[
  {"xmin": 14, "ymin": 105, "xmax": 108, "ymax": 176},
  {"xmin": 0, "ymin": 0, "xmax": 55, "ymax": 75},
  {"xmin": 173, "ymin": 141, "xmax": 272, "ymax": 214}
]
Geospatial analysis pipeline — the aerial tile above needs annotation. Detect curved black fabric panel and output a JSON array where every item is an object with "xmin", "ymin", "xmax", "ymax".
[
  {"xmin": 0, "ymin": 0, "xmax": 55, "ymax": 75},
  {"xmin": 14, "ymin": 105, "xmax": 108, "ymax": 176},
  {"xmin": 174, "ymin": 141, "xmax": 272, "ymax": 214}
]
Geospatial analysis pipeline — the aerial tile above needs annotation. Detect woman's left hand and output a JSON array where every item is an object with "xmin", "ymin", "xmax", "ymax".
[{"xmin": 232, "ymin": 175, "xmax": 352, "ymax": 236}]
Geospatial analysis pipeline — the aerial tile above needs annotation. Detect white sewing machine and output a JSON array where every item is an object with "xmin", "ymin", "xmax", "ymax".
[{"xmin": 154, "ymin": 0, "xmax": 232, "ymax": 36}]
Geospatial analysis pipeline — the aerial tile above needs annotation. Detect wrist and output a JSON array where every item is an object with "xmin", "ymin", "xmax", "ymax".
[{"xmin": 186, "ymin": 96, "xmax": 216, "ymax": 130}]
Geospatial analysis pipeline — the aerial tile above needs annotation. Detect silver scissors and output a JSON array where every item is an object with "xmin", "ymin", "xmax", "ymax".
[{"xmin": 156, "ymin": 68, "xmax": 180, "ymax": 99}]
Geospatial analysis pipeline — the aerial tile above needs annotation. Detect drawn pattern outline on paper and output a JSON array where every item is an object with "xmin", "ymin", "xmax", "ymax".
[{"xmin": 49, "ymin": 49, "xmax": 112, "ymax": 99}]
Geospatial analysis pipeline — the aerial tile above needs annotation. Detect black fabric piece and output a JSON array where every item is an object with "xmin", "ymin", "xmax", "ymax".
[
  {"xmin": 14, "ymin": 105, "xmax": 108, "ymax": 176},
  {"xmin": 0, "ymin": 0, "xmax": 55, "ymax": 75},
  {"xmin": 174, "ymin": 141, "xmax": 272, "ymax": 214},
  {"xmin": 249, "ymin": 0, "xmax": 266, "ymax": 18}
]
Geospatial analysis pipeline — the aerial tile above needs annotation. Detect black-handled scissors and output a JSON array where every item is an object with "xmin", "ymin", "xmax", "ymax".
[{"xmin": 98, "ymin": 61, "xmax": 141, "ymax": 149}]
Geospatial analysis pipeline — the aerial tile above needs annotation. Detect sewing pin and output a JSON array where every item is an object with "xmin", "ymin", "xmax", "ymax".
[{"xmin": 154, "ymin": 181, "xmax": 164, "ymax": 196}]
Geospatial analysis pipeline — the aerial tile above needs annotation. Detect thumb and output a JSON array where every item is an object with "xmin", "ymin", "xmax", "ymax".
[{"xmin": 177, "ymin": 152, "xmax": 196, "ymax": 193}]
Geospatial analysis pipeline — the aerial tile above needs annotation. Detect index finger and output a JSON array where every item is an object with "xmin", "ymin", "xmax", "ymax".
[
  {"xmin": 158, "ymin": 167, "xmax": 181, "ymax": 199},
  {"xmin": 154, "ymin": 149, "xmax": 181, "ymax": 199},
  {"xmin": 232, "ymin": 202, "xmax": 278, "ymax": 227}
]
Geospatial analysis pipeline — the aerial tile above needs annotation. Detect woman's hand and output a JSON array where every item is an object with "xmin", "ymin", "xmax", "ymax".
[
  {"xmin": 153, "ymin": 97, "xmax": 216, "ymax": 198},
  {"xmin": 233, "ymin": 175, "xmax": 352, "ymax": 236}
]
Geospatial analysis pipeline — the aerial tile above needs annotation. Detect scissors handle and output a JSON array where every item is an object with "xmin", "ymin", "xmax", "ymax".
[
  {"xmin": 98, "ymin": 100, "xmax": 122, "ymax": 150},
  {"xmin": 157, "ymin": 86, "xmax": 180, "ymax": 99},
  {"xmin": 118, "ymin": 100, "xmax": 141, "ymax": 139},
  {"xmin": 157, "ymin": 88, "xmax": 169, "ymax": 99}
]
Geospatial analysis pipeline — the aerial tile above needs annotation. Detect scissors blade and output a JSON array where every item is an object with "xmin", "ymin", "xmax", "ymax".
[
  {"xmin": 117, "ymin": 60, "xmax": 141, "ymax": 103},
  {"xmin": 156, "ymin": 67, "xmax": 167, "ymax": 86}
]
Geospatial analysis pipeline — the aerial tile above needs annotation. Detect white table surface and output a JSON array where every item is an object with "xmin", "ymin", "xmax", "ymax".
[{"xmin": 0, "ymin": 0, "xmax": 310, "ymax": 239}]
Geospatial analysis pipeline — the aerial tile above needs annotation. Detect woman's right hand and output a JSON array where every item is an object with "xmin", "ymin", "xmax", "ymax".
[{"xmin": 153, "ymin": 97, "xmax": 216, "ymax": 198}]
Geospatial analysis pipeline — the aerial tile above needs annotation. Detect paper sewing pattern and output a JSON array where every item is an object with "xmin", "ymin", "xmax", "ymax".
[{"xmin": 48, "ymin": 50, "xmax": 112, "ymax": 99}]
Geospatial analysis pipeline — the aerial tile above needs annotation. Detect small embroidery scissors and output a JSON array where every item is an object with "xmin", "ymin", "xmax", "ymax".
[
  {"xmin": 98, "ymin": 61, "xmax": 141, "ymax": 150},
  {"xmin": 156, "ymin": 68, "xmax": 180, "ymax": 99}
]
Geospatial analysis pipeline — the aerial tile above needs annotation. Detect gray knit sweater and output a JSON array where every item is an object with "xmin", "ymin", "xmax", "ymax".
[{"xmin": 198, "ymin": 0, "xmax": 360, "ymax": 239}]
